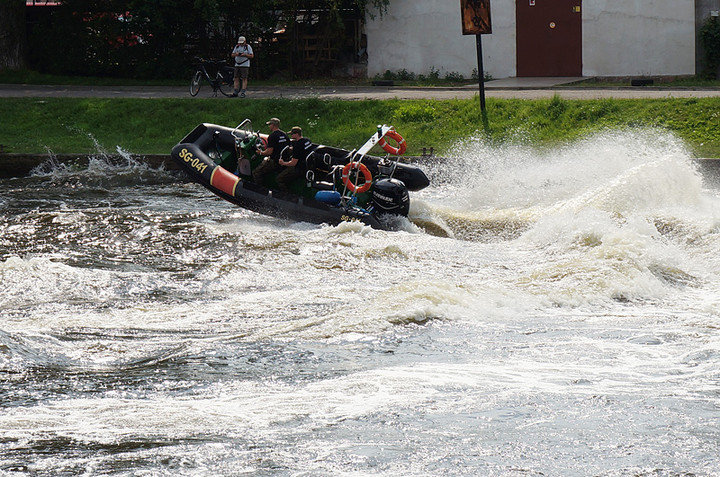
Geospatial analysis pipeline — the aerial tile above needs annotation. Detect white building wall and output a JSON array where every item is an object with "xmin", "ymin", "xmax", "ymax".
[
  {"xmin": 365, "ymin": 0, "xmax": 695, "ymax": 78},
  {"xmin": 365, "ymin": 0, "xmax": 515, "ymax": 79},
  {"xmin": 583, "ymin": 1, "xmax": 695, "ymax": 76}
]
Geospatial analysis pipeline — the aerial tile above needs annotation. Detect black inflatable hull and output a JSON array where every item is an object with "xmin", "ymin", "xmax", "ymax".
[
  {"xmin": 172, "ymin": 142, "xmax": 389, "ymax": 228},
  {"xmin": 177, "ymin": 123, "xmax": 430, "ymax": 191},
  {"xmin": 170, "ymin": 123, "xmax": 430, "ymax": 229}
]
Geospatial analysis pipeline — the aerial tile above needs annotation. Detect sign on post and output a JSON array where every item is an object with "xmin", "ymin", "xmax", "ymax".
[
  {"xmin": 461, "ymin": 0, "xmax": 492, "ymax": 111},
  {"xmin": 461, "ymin": 0, "xmax": 492, "ymax": 35}
]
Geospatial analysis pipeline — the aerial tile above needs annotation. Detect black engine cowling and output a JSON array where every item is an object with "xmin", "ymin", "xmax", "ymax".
[{"xmin": 371, "ymin": 178, "xmax": 410, "ymax": 217}]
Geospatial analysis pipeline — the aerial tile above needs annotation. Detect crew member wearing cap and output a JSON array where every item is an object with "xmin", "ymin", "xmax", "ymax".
[
  {"xmin": 231, "ymin": 36, "xmax": 253, "ymax": 97},
  {"xmin": 252, "ymin": 118, "xmax": 289, "ymax": 187},
  {"xmin": 277, "ymin": 126, "xmax": 313, "ymax": 192}
]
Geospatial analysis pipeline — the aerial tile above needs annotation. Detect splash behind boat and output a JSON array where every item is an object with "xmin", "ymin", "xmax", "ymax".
[{"xmin": 170, "ymin": 120, "xmax": 429, "ymax": 229}]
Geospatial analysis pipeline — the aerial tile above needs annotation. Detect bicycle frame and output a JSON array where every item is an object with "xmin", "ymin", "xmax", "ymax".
[{"xmin": 190, "ymin": 59, "xmax": 234, "ymax": 97}]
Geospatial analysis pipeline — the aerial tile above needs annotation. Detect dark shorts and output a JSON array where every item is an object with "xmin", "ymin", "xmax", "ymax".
[{"xmin": 234, "ymin": 66, "xmax": 249, "ymax": 80}]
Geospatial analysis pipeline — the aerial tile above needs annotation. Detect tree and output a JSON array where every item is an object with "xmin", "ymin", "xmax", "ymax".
[
  {"xmin": 245, "ymin": 0, "xmax": 390, "ymax": 78},
  {"xmin": 0, "ymin": 0, "xmax": 27, "ymax": 71},
  {"xmin": 22, "ymin": 0, "xmax": 390, "ymax": 79},
  {"xmin": 700, "ymin": 16, "xmax": 720, "ymax": 79},
  {"xmin": 28, "ymin": 0, "xmax": 211, "ymax": 78}
]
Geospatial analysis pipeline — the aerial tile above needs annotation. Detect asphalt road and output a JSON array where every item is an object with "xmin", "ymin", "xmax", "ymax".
[{"xmin": 2, "ymin": 82, "xmax": 720, "ymax": 100}]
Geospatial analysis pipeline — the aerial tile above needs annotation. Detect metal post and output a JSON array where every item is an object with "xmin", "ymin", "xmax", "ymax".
[{"xmin": 476, "ymin": 34, "xmax": 486, "ymax": 111}]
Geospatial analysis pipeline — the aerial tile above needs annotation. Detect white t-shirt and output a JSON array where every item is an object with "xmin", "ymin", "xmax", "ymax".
[{"xmin": 232, "ymin": 44, "xmax": 253, "ymax": 68}]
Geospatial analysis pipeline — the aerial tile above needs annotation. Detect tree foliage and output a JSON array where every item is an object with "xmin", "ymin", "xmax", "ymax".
[
  {"xmin": 26, "ymin": 0, "xmax": 389, "ymax": 79},
  {"xmin": 0, "ymin": 0, "xmax": 27, "ymax": 71},
  {"xmin": 700, "ymin": 16, "xmax": 720, "ymax": 79}
]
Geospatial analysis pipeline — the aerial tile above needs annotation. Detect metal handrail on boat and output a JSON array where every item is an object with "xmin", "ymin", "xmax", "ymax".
[{"xmin": 232, "ymin": 119, "xmax": 254, "ymax": 141}]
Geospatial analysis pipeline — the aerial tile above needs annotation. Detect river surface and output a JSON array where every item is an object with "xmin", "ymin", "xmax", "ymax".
[{"xmin": 2, "ymin": 129, "xmax": 720, "ymax": 476}]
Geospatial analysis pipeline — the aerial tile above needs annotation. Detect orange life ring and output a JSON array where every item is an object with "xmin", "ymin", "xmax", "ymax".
[
  {"xmin": 378, "ymin": 130, "xmax": 407, "ymax": 155},
  {"xmin": 342, "ymin": 162, "xmax": 373, "ymax": 194}
]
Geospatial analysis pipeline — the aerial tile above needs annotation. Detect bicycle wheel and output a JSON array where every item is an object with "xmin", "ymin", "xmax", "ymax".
[
  {"xmin": 190, "ymin": 71, "xmax": 202, "ymax": 96},
  {"xmin": 217, "ymin": 71, "xmax": 235, "ymax": 97}
]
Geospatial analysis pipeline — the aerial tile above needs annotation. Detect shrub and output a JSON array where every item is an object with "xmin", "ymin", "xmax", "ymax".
[
  {"xmin": 445, "ymin": 71, "xmax": 465, "ymax": 82},
  {"xmin": 397, "ymin": 69, "xmax": 415, "ymax": 81},
  {"xmin": 700, "ymin": 16, "xmax": 720, "ymax": 79}
]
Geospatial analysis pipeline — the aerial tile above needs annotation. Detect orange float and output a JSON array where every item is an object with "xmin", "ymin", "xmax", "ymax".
[
  {"xmin": 378, "ymin": 130, "xmax": 407, "ymax": 155},
  {"xmin": 341, "ymin": 162, "xmax": 373, "ymax": 193}
]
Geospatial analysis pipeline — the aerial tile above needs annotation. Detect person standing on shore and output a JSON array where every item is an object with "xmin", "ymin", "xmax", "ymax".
[{"xmin": 231, "ymin": 36, "xmax": 253, "ymax": 98}]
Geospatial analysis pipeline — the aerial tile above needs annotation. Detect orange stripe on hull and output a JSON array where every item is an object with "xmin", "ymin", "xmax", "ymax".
[{"xmin": 210, "ymin": 166, "xmax": 239, "ymax": 196}]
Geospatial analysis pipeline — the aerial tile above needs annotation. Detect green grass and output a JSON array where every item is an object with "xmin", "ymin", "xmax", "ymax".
[{"xmin": 1, "ymin": 95, "xmax": 719, "ymax": 157}]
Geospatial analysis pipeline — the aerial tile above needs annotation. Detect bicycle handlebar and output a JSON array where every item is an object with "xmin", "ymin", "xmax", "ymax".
[{"xmin": 193, "ymin": 57, "xmax": 231, "ymax": 68}]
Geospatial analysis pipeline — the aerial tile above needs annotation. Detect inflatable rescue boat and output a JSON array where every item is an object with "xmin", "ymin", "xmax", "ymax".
[{"xmin": 170, "ymin": 120, "xmax": 429, "ymax": 229}]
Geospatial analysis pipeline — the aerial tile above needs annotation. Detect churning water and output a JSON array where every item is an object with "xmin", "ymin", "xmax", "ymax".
[{"xmin": 2, "ymin": 129, "xmax": 720, "ymax": 476}]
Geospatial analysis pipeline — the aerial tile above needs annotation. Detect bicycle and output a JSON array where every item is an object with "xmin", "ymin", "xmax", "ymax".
[{"xmin": 189, "ymin": 58, "xmax": 235, "ymax": 97}]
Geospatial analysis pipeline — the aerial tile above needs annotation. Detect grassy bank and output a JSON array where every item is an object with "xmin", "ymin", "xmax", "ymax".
[{"xmin": 1, "ymin": 96, "xmax": 719, "ymax": 157}]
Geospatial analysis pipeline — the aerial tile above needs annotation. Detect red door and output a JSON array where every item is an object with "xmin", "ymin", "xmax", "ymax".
[{"xmin": 516, "ymin": 0, "xmax": 582, "ymax": 77}]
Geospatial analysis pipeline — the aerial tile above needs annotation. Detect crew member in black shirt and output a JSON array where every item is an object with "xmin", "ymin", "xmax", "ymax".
[
  {"xmin": 252, "ymin": 117, "xmax": 289, "ymax": 187},
  {"xmin": 277, "ymin": 126, "xmax": 312, "ymax": 192}
]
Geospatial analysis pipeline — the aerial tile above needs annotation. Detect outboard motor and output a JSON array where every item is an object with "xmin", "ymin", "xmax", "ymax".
[{"xmin": 371, "ymin": 178, "xmax": 410, "ymax": 217}]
